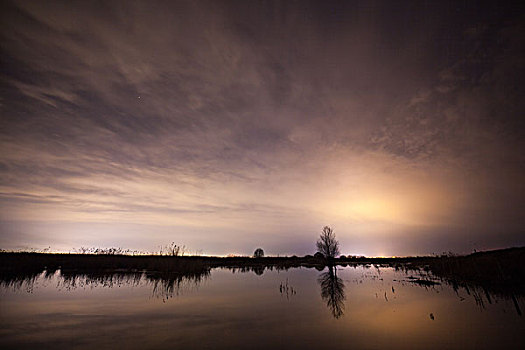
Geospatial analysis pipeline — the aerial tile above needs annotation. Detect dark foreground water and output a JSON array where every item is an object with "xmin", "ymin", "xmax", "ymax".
[{"xmin": 1, "ymin": 265, "xmax": 524, "ymax": 349}]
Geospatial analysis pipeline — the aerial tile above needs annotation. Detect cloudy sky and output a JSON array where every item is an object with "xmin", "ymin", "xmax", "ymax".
[{"xmin": 1, "ymin": 0, "xmax": 524, "ymax": 256}]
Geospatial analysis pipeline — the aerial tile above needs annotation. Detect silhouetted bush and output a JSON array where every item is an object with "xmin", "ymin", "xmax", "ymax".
[{"xmin": 253, "ymin": 248, "xmax": 264, "ymax": 258}]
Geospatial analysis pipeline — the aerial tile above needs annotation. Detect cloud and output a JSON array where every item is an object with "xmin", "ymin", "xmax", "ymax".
[{"xmin": 0, "ymin": 1, "xmax": 523, "ymax": 254}]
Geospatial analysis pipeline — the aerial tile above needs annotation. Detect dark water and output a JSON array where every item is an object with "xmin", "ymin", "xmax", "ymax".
[{"xmin": 1, "ymin": 265, "xmax": 524, "ymax": 349}]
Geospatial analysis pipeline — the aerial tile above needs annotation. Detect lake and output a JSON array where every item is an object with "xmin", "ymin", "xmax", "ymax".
[{"xmin": 1, "ymin": 265, "xmax": 524, "ymax": 349}]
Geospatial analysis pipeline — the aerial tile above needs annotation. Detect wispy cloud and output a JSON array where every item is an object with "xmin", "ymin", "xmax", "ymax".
[{"xmin": 0, "ymin": 1, "xmax": 523, "ymax": 255}]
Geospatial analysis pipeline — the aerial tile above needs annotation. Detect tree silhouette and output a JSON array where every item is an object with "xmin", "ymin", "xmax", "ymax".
[
  {"xmin": 318, "ymin": 267, "xmax": 346, "ymax": 319},
  {"xmin": 316, "ymin": 226, "xmax": 340, "ymax": 259},
  {"xmin": 253, "ymin": 248, "xmax": 264, "ymax": 258}
]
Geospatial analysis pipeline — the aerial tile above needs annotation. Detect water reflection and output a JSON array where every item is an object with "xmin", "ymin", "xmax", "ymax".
[
  {"xmin": 228, "ymin": 265, "xmax": 267, "ymax": 275},
  {"xmin": 0, "ymin": 269, "xmax": 45, "ymax": 293},
  {"xmin": 1, "ymin": 265, "xmax": 524, "ymax": 350},
  {"xmin": 0, "ymin": 269, "xmax": 211, "ymax": 301},
  {"xmin": 318, "ymin": 266, "xmax": 346, "ymax": 319},
  {"xmin": 2, "ymin": 264, "xmax": 523, "ymax": 318},
  {"xmin": 59, "ymin": 271, "xmax": 143, "ymax": 290},
  {"xmin": 147, "ymin": 271, "xmax": 210, "ymax": 301}
]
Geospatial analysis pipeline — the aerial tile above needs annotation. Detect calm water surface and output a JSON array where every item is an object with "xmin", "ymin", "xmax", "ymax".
[{"xmin": 1, "ymin": 265, "xmax": 524, "ymax": 349}]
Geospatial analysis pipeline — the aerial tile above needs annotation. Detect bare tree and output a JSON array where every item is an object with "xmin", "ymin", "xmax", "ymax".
[
  {"xmin": 253, "ymin": 248, "xmax": 264, "ymax": 258},
  {"xmin": 316, "ymin": 226, "xmax": 340, "ymax": 259}
]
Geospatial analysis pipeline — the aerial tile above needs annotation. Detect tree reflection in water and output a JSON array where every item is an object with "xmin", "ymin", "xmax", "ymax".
[{"xmin": 318, "ymin": 266, "xmax": 346, "ymax": 319}]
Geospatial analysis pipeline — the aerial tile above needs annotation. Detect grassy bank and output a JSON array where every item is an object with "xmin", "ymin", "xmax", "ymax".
[{"xmin": 1, "ymin": 247, "xmax": 524, "ymax": 296}]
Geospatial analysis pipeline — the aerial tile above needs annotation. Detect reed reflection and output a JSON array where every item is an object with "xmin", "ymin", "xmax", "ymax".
[
  {"xmin": 147, "ymin": 271, "xmax": 210, "ymax": 301},
  {"xmin": 318, "ymin": 266, "xmax": 346, "ymax": 319},
  {"xmin": 0, "ymin": 269, "xmax": 210, "ymax": 300},
  {"xmin": 1, "ymin": 262, "xmax": 522, "ymax": 316},
  {"xmin": 0, "ymin": 269, "xmax": 49, "ymax": 293}
]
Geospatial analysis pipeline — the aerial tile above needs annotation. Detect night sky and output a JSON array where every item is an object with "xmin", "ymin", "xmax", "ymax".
[{"xmin": 1, "ymin": 1, "xmax": 524, "ymax": 256}]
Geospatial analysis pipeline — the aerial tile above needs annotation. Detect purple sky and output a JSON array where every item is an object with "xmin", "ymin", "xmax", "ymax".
[{"xmin": 1, "ymin": 1, "xmax": 524, "ymax": 256}]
